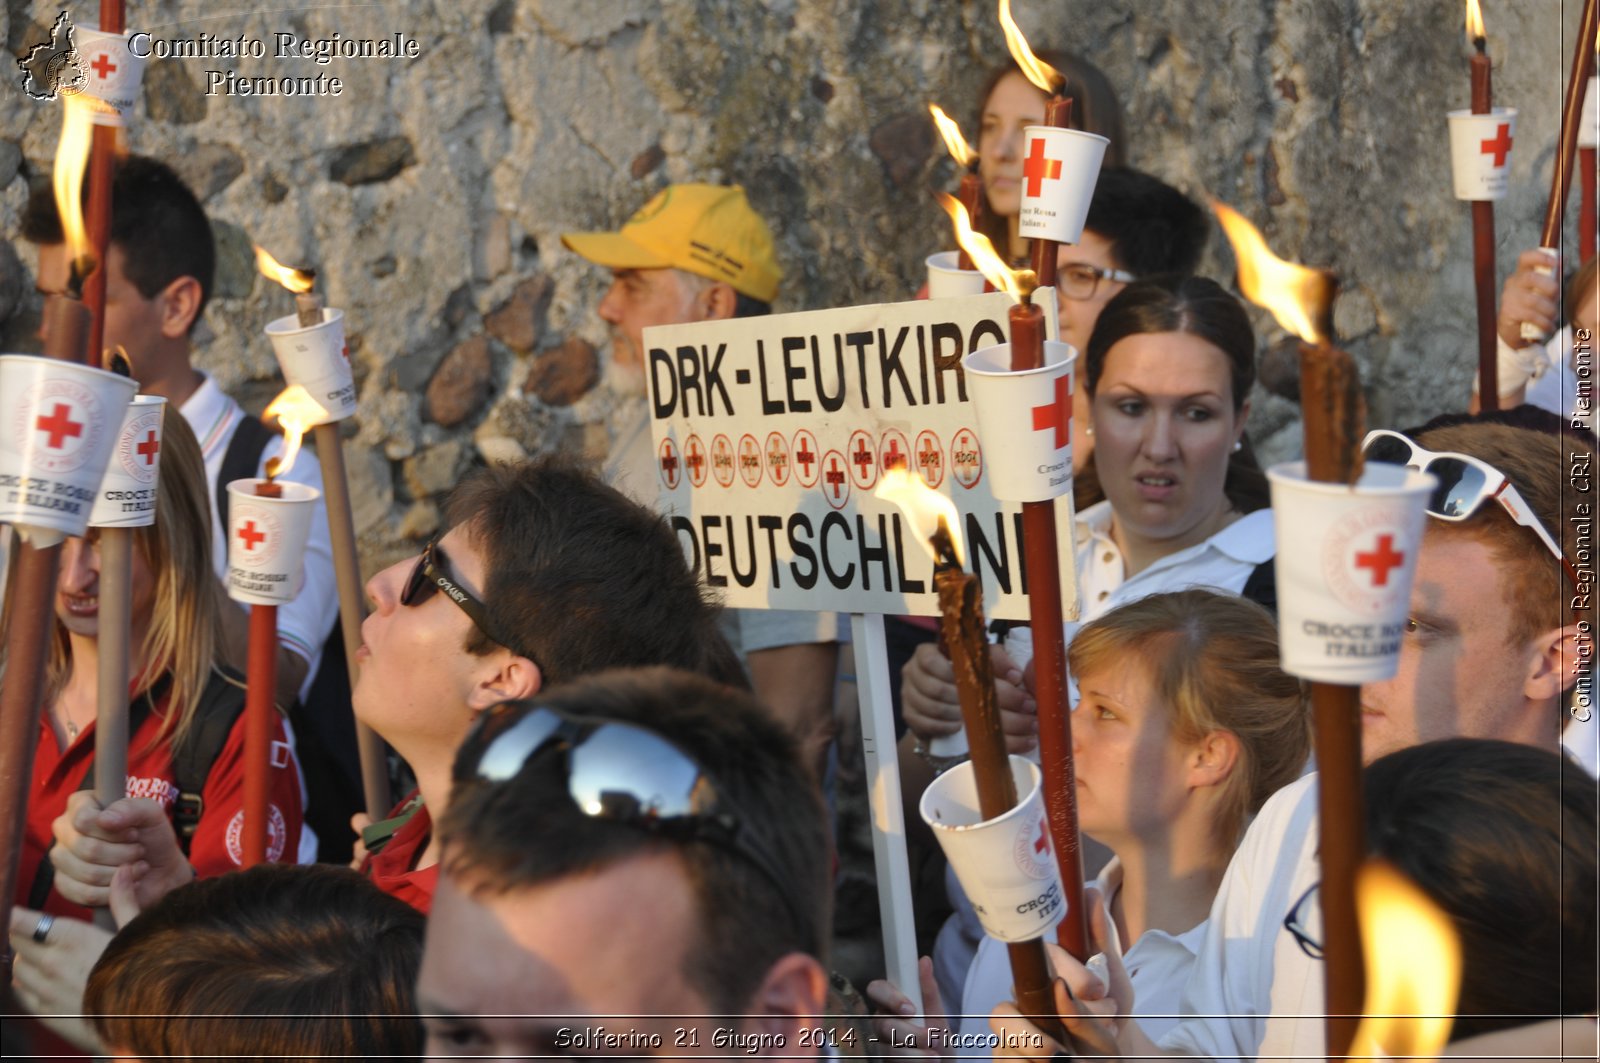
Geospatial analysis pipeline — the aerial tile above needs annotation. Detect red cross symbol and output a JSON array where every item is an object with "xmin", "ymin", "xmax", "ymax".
[
  {"xmin": 1033, "ymin": 817, "xmax": 1051, "ymax": 855},
  {"xmin": 660, "ymin": 450, "xmax": 679, "ymax": 483},
  {"xmin": 1355, "ymin": 534, "xmax": 1406, "ymax": 587},
  {"xmin": 90, "ymin": 54, "xmax": 118, "ymax": 79},
  {"xmin": 1480, "ymin": 123, "xmax": 1514, "ymax": 167},
  {"xmin": 237, "ymin": 520, "xmax": 267, "ymax": 552},
  {"xmin": 796, "ymin": 441, "xmax": 816, "ymax": 476},
  {"xmin": 685, "ymin": 440, "xmax": 706, "ymax": 481},
  {"xmin": 851, "ymin": 439, "xmax": 875, "ymax": 478},
  {"xmin": 825, "ymin": 457, "xmax": 847, "ymax": 499},
  {"xmin": 35, "ymin": 403, "xmax": 84, "ymax": 449},
  {"xmin": 1022, "ymin": 138, "xmax": 1063, "ymax": 197},
  {"xmin": 1031, "ymin": 374, "xmax": 1072, "ymax": 448},
  {"xmin": 136, "ymin": 431, "xmax": 161, "ymax": 465},
  {"xmin": 882, "ymin": 437, "xmax": 906, "ymax": 471}
]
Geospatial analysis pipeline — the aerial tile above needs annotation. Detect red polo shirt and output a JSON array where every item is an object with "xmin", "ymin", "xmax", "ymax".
[{"xmin": 361, "ymin": 791, "xmax": 437, "ymax": 914}]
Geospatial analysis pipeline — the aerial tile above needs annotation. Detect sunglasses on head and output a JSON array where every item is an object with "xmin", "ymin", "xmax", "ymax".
[
  {"xmin": 400, "ymin": 536, "xmax": 509, "ymax": 647},
  {"xmin": 1361, "ymin": 429, "xmax": 1580, "ymax": 587},
  {"xmin": 455, "ymin": 701, "xmax": 803, "ymax": 931}
]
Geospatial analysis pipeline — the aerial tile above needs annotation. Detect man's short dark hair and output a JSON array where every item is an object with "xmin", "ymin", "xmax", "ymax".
[
  {"xmin": 442, "ymin": 667, "xmax": 831, "ymax": 1013},
  {"xmin": 733, "ymin": 291, "xmax": 771, "ymax": 318},
  {"xmin": 445, "ymin": 458, "xmax": 744, "ymax": 688},
  {"xmin": 84, "ymin": 864, "xmax": 424, "ymax": 1061},
  {"xmin": 21, "ymin": 154, "xmax": 214, "ymax": 325},
  {"xmin": 1364, "ymin": 738, "xmax": 1596, "ymax": 1040},
  {"xmin": 1083, "ymin": 166, "xmax": 1208, "ymax": 278}
]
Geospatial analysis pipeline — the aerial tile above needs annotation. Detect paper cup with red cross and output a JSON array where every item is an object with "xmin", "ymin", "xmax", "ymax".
[
  {"xmin": 0, "ymin": 354, "xmax": 138, "ymax": 543},
  {"xmin": 926, "ymin": 251, "xmax": 988, "ymax": 299},
  {"xmin": 225, "ymin": 479, "xmax": 322, "ymax": 605},
  {"xmin": 1447, "ymin": 108, "xmax": 1518, "ymax": 201},
  {"xmin": 920, "ymin": 756, "xmax": 1065, "ymax": 943},
  {"xmin": 89, "ymin": 395, "xmax": 167, "ymax": 528},
  {"xmin": 1016, "ymin": 126, "xmax": 1108, "ymax": 244},
  {"xmin": 1267, "ymin": 462, "xmax": 1437, "ymax": 683},
  {"xmin": 264, "ymin": 309, "xmax": 355, "ymax": 424},
  {"xmin": 962, "ymin": 340, "xmax": 1075, "ymax": 502},
  {"xmin": 74, "ymin": 25, "xmax": 148, "ymax": 126}
]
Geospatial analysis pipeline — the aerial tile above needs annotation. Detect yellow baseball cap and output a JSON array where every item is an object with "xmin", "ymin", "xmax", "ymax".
[{"xmin": 561, "ymin": 184, "xmax": 781, "ymax": 304}]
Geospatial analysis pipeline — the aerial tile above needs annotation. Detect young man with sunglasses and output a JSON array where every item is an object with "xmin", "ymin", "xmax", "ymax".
[
  {"xmin": 1027, "ymin": 415, "xmax": 1595, "ymax": 1059},
  {"xmin": 419, "ymin": 667, "xmax": 832, "ymax": 1059},
  {"xmin": 43, "ymin": 458, "xmax": 740, "ymax": 915}
]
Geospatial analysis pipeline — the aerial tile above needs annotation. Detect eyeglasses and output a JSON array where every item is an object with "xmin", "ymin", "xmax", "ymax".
[
  {"xmin": 401, "ymin": 537, "xmax": 508, "ymax": 647},
  {"xmin": 1056, "ymin": 262, "xmax": 1136, "ymax": 302},
  {"xmin": 1362, "ymin": 429, "xmax": 1580, "ymax": 587},
  {"xmin": 1283, "ymin": 881, "xmax": 1324, "ymax": 960},
  {"xmin": 454, "ymin": 700, "xmax": 802, "ymax": 931}
]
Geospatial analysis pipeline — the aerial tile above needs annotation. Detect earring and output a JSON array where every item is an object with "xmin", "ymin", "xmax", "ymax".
[
  {"xmin": 1232, "ymin": 440, "xmax": 1243, "ymax": 453},
  {"xmin": 1085, "ymin": 427, "xmax": 1095, "ymax": 437}
]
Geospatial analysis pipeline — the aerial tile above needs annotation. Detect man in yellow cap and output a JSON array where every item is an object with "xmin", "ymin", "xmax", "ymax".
[{"xmin": 563, "ymin": 184, "xmax": 842, "ymax": 773}]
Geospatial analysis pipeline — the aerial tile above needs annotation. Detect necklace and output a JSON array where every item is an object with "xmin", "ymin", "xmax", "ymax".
[{"xmin": 65, "ymin": 716, "xmax": 80, "ymax": 741}]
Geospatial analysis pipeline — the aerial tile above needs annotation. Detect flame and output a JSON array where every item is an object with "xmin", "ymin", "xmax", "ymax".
[
  {"xmin": 52, "ymin": 94, "xmax": 94, "ymax": 265},
  {"xmin": 876, "ymin": 467, "xmax": 965, "ymax": 568},
  {"xmin": 1212, "ymin": 200, "xmax": 1331, "ymax": 344},
  {"xmin": 928, "ymin": 104, "xmax": 978, "ymax": 167},
  {"xmin": 936, "ymin": 193, "xmax": 1033, "ymax": 302},
  {"xmin": 254, "ymin": 245, "xmax": 316, "ymax": 294},
  {"xmin": 262, "ymin": 385, "xmax": 323, "ymax": 479},
  {"xmin": 998, "ymin": 0, "xmax": 1063, "ymax": 95},
  {"xmin": 1465, "ymin": 0, "xmax": 1486, "ymax": 43},
  {"xmin": 1349, "ymin": 860, "xmax": 1462, "ymax": 1060}
]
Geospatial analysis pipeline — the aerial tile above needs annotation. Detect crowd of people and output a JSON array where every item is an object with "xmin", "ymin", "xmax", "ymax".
[{"xmin": 1, "ymin": 37, "xmax": 1595, "ymax": 1063}]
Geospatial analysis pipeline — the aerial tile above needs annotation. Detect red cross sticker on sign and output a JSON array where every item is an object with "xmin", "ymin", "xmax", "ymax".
[
  {"xmin": 36, "ymin": 403, "xmax": 85, "ymax": 449},
  {"xmin": 1023, "ymin": 137, "xmax": 1063, "ymax": 197},
  {"xmin": 765, "ymin": 432, "xmax": 791, "ymax": 487},
  {"xmin": 684, "ymin": 434, "xmax": 708, "ymax": 488},
  {"xmin": 711, "ymin": 434, "xmax": 736, "ymax": 488},
  {"xmin": 1031, "ymin": 374, "xmax": 1072, "ymax": 449},
  {"xmin": 136, "ymin": 430, "xmax": 161, "ymax": 465},
  {"xmin": 914, "ymin": 430, "xmax": 944, "ymax": 489},
  {"xmin": 1355, "ymin": 534, "xmax": 1405, "ymax": 587},
  {"xmin": 821, "ymin": 450, "xmax": 851, "ymax": 510},
  {"xmin": 792, "ymin": 429, "xmax": 820, "ymax": 488},
  {"xmin": 880, "ymin": 430, "xmax": 910, "ymax": 474},
  {"xmin": 847, "ymin": 430, "xmax": 878, "ymax": 490},
  {"xmin": 951, "ymin": 428, "xmax": 983, "ymax": 489},
  {"xmin": 237, "ymin": 520, "xmax": 267, "ymax": 552},
  {"xmin": 658, "ymin": 438, "xmax": 681, "ymax": 489},
  {"xmin": 738, "ymin": 433, "xmax": 763, "ymax": 488},
  {"xmin": 1480, "ymin": 123, "xmax": 1513, "ymax": 167}
]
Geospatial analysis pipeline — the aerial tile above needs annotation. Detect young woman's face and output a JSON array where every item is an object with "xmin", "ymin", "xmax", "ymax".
[
  {"xmin": 1090, "ymin": 331, "xmax": 1246, "ymax": 548},
  {"xmin": 977, "ymin": 72, "xmax": 1047, "ymax": 218},
  {"xmin": 1071, "ymin": 661, "xmax": 1196, "ymax": 840},
  {"xmin": 55, "ymin": 532, "xmax": 158, "ymax": 645}
]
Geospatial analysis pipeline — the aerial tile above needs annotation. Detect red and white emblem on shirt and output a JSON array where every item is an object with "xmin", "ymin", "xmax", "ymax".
[{"xmin": 225, "ymin": 804, "xmax": 288, "ymax": 865}]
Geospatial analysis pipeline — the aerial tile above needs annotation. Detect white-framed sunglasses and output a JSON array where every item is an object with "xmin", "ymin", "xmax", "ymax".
[{"xmin": 1361, "ymin": 429, "xmax": 1579, "ymax": 587}]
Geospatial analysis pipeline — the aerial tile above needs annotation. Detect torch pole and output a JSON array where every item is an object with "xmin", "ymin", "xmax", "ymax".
[
  {"xmin": 1014, "ymin": 142, "xmax": 1093, "ymax": 959},
  {"xmin": 1582, "ymin": 147, "xmax": 1597, "ymax": 262},
  {"xmin": 313, "ymin": 423, "xmax": 391, "ymax": 819},
  {"xmin": 1538, "ymin": 0, "xmax": 1599, "ymax": 252},
  {"xmin": 0, "ymin": 295, "xmax": 90, "ymax": 974},
  {"xmin": 1297, "ymin": 337, "xmax": 1367, "ymax": 1060},
  {"xmin": 1470, "ymin": 43, "xmax": 1499, "ymax": 410},
  {"xmin": 83, "ymin": 0, "xmax": 124, "ymax": 368},
  {"xmin": 242, "ymin": 602, "xmax": 278, "ymax": 867},
  {"xmin": 958, "ymin": 171, "xmax": 985, "ymax": 272},
  {"xmin": 92, "ymin": 529, "xmax": 133, "ymax": 813}
]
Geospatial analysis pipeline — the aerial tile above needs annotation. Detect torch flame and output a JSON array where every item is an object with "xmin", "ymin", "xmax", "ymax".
[
  {"xmin": 52, "ymin": 94, "xmax": 94, "ymax": 267},
  {"xmin": 1465, "ymin": 0, "xmax": 1486, "ymax": 44},
  {"xmin": 1212, "ymin": 200, "xmax": 1332, "ymax": 345},
  {"xmin": 876, "ymin": 467, "xmax": 965, "ymax": 568},
  {"xmin": 1349, "ymin": 860, "xmax": 1462, "ymax": 1060},
  {"xmin": 254, "ymin": 246, "xmax": 316, "ymax": 295},
  {"xmin": 998, "ymin": 0, "xmax": 1064, "ymax": 94},
  {"xmin": 928, "ymin": 104, "xmax": 978, "ymax": 167},
  {"xmin": 936, "ymin": 193, "xmax": 1034, "ymax": 303},
  {"xmin": 262, "ymin": 385, "xmax": 324, "ymax": 480}
]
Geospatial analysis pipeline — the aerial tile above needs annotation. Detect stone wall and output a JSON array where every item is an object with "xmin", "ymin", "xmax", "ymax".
[{"xmin": 1, "ymin": 0, "xmax": 1587, "ymax": 574}]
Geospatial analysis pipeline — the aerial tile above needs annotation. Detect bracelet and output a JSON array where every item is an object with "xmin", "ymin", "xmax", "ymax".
[{"xmin": 912, "ymin": 737, "xmax": 968, "ymax": 775}]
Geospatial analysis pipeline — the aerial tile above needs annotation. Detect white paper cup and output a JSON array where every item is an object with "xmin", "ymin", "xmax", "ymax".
[
  {"xmin": 962, "ymin": 340, "xmax": 1075, "ymax": 502},
  {"xmin": 1267, "ymin": 462, "xmax": 1437, "ymax": 683},
  {"xmin": 1580, "ymin": 78, "xmax": 1599, "ymax": 150},
  {"xmin": 0, "ymin": 355, "xmax": 138, "ymax": 539},
  {"xmin": 1016, "ymin": 126, "xmax": 1108, "ymax": 244},
  {"xmin": 225, "ymin": 478, "xmax": 321, "ymax": 605},
  {"xmin": 1447, "ymin": 108, "xmax": 1518, "ymax": 201},
  {"xmin": 74, "ymin": 25, "xmax": 148, "ymax": 126},
  {"xmin": 921, "ymin": 756, "xmax": 1065, "ymax": 942},
  {"xmin": 926, "ymin": 251, "xmax": 987, "ymax": 299},
  {"xmin": 264, "ymin": 309, "xmax": 356, "ymax": 424},
  {"xmin": 89, "ymin": 395, "xmax": 166, "ymax": 528}
]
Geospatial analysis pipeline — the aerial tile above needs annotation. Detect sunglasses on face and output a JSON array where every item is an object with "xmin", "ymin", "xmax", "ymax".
[
  {"xmin": 400, "ymin": 537, "xmax": 508, "ymax": 647},
  {"xmin": 455, "ymin": 701, "xmax": 803, "ymax": 931},
  {"xmin": 1055, "ymin": 262, "xmax": 1136, "ymax": 302},
  {"xmin": 1361, "ymin": 429, "xmax": 1580, "ymax": 588}
]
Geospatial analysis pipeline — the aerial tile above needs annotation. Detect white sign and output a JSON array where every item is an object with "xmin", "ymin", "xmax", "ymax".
[{"xmin": 645, "ymin": 292, "xmax": 1076, "ymax": 620}]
